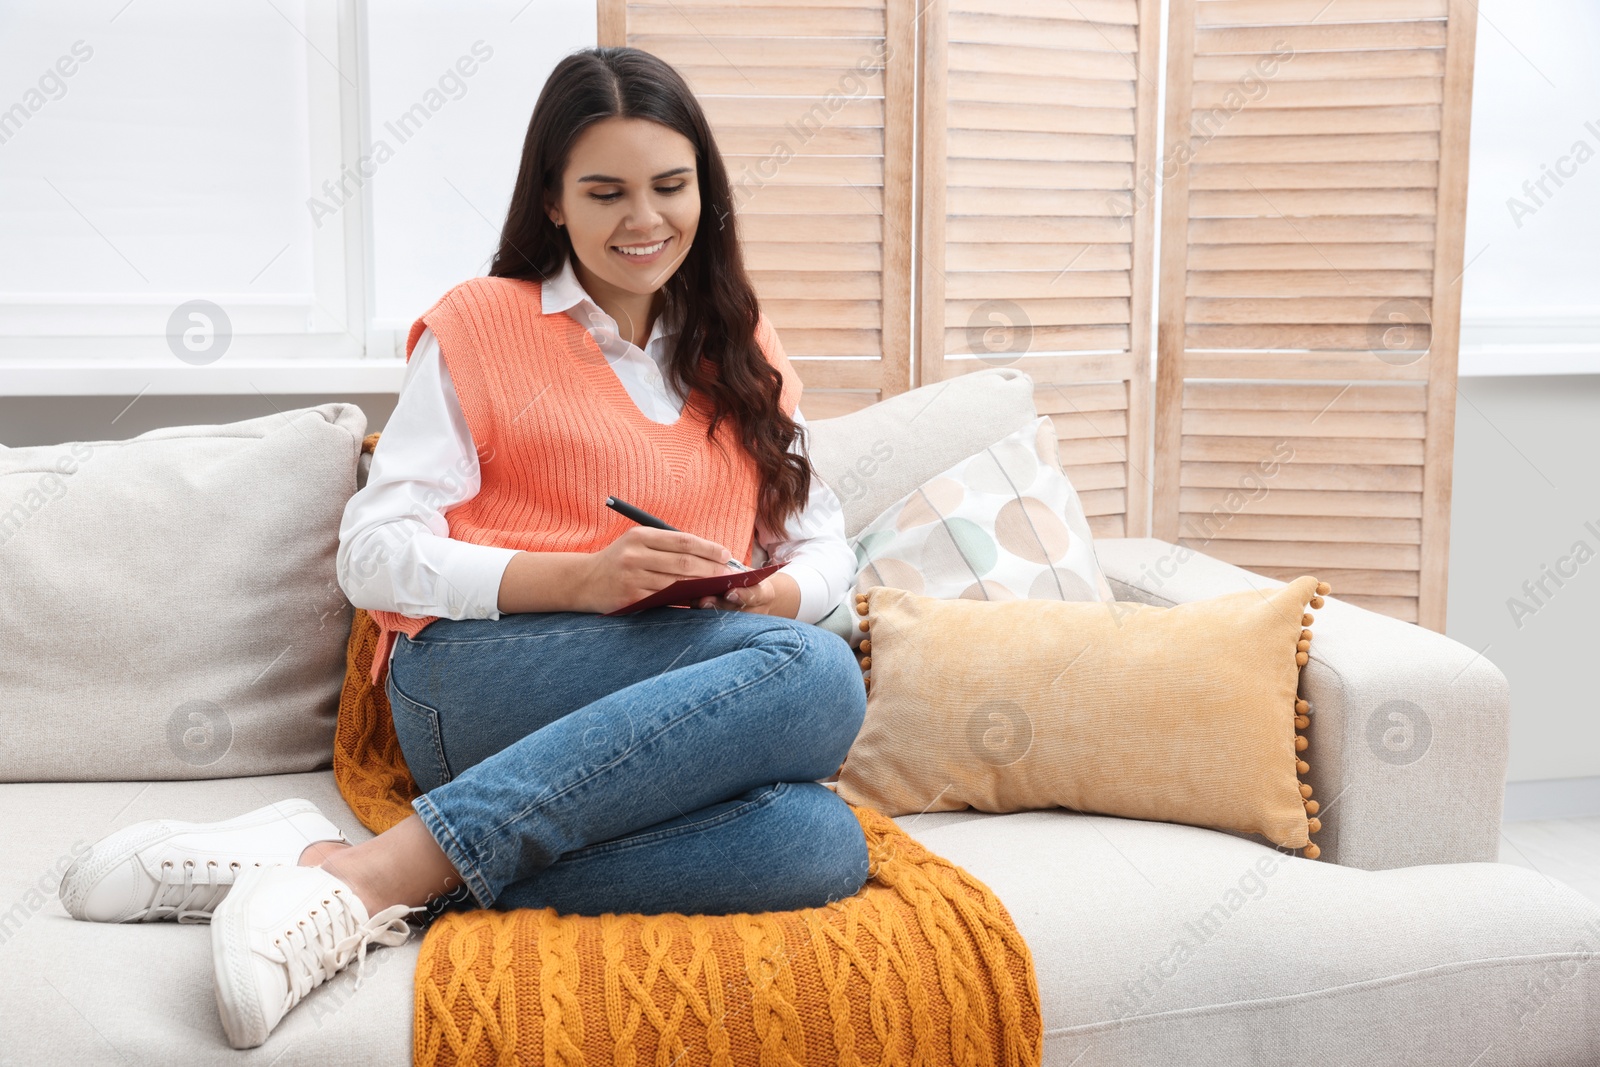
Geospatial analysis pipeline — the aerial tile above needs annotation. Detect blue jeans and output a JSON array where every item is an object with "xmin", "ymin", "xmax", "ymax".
[{"xmin": 383, "ymin": 604, "xmax": 870, "ymax": 917}]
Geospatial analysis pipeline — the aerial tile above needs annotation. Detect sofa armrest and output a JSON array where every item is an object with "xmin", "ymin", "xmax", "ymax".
[{"xmin": 1094, "ymin": 538, "xmax": 1510, "ymax": 871}]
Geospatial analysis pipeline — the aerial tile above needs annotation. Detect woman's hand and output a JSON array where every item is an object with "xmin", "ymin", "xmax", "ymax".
[
  {"xmin": 696, "ymin": 571, "xmax": 805, "ymax": 617},
  {"xmin": 695, "ymin": 576, "xmax": 779, "ymax": 615},
  {"xmin": 577, "ymin": 526, "xmax": 736, "ymax": 615}
]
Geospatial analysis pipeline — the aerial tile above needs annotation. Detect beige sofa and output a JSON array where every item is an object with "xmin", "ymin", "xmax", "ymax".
[{"xmin": 4, "ymin": 370, "xmax": 1597, "ymax": 1065}]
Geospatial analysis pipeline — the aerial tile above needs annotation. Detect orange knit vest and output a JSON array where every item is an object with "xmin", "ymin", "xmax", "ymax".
[{"xmin": 365, "ymin": 275, "xmax": 801, "ymax": 686}]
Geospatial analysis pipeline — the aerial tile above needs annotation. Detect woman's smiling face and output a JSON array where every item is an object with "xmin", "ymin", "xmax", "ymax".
[{"xmin": 546, "ymin": 116, "xmax": 701, "ymax": 299}]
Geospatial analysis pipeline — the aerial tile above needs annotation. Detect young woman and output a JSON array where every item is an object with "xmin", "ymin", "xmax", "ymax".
[{"xmin": 57, "ymin": 46, "xmax": 869, "ymax": 1049}]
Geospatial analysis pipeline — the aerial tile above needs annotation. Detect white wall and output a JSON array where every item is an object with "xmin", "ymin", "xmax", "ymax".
[{"xmin": 1446, "ymin": 376, "xmax": 1600, "ymax": 789}]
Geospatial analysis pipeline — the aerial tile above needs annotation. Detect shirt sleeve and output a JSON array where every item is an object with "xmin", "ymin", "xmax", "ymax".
[
  {"xmin": 756, "ymin": 407, "xmax": 858, "ymax": 626},
  {"xmin": 336, "ymin": 327, "xmax": 521, "ymax": 620}
]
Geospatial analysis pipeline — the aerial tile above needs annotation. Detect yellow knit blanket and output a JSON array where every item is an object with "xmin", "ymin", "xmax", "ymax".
[{"xmin": 335, "ymin": 602, "xmax": 1042, "ymax": 1067}]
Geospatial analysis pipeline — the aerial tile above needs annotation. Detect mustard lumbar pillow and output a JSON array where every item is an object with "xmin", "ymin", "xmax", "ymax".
[{"xmin": 836, "ymin": 575, "xmax": 1332, "ymax": 858}]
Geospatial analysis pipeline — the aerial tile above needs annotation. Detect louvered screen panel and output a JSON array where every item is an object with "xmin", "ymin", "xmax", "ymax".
[
  {"xmin": 918, "ymin": 0, "xmax": 1161, "ymax": 540},
  {"xmin": 1154, "ymin": 0, "xmax": 1476, "ymax": 629},
  {"xmin": 602, "ymin": 0, "xmax": 915, "ymax": 417}
]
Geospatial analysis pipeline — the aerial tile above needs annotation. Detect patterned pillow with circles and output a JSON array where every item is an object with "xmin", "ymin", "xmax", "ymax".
[{"xmin": 842, "ymin": 414, "xmax": 1114, "ymax": 647}]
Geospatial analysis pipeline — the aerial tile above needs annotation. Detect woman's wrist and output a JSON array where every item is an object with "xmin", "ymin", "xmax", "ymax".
[
  {"xmin": 497, "ymin": 551, "xmax": 594, "ymax": 614},
  {"xmin": 763, "ymin": 570, "xmax": 802, "ymax": 619}
]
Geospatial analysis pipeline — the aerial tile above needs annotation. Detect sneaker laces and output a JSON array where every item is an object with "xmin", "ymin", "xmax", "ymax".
[
  {"xmin": 140, "ymin": 859, "xmax": 252, "ymax": 924},
  {"xmin": 270, "ymin": 886, "xmax": 420, "ymax": 1014}
]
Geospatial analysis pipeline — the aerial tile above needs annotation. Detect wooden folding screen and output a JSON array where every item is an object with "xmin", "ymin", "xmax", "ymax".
[
  {"xmin": 917, "ymin": 0, "xmax": 1162, "ymax": 540},
  {"xmin": 599, "ymin": 0, "xmax": 915, "ymax": 417},
  {"xmin": 1153, "ymin": 0, "xmax": 1476, "ymax": 629},
  {"xmin": 603, "ymin": 0, "xmax": 1472, "ymax": 627}
]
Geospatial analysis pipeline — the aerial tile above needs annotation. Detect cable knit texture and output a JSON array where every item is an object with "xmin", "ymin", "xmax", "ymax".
[
  {"xmin": 336, "ymin": 576, "xmax": 1044, "ymax": 1066},
  {"xmin": 365, "ymin": 275, "xmax": 802, "ymax": 686}
]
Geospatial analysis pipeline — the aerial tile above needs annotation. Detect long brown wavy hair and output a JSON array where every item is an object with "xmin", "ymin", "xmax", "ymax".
[{"xmin": 488, "ymin": 46, "xmax": 811, "ymax": 543}]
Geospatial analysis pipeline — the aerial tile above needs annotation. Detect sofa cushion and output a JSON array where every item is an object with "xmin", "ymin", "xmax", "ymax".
[
  {"xmin": 0, "ymin": 404, "xmax": 367, "ymax": 782},
  {"xmin": 0, "ymin": 772, "xmax": 414, "ymax": 1065},
  {"xmin": 6, "ymin": 772, "xmax": 1599, "ymax": 1065},
  {"xmin": 908, "ymin": 808, "xmax": 1600, "ymax": 1065}
]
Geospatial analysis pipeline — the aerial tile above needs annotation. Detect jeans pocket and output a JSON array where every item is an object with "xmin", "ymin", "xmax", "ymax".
[{"xmin": 385, "ymin": 672, "xmax": 453, "ymax": 793}]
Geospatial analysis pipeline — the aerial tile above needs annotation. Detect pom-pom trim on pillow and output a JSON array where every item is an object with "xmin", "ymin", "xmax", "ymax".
[{"xmin": 850, "ymin": 577, "xmax": 1334, "ymax": 861}]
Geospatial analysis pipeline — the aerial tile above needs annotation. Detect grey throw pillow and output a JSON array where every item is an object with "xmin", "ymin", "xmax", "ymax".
[
  {"xmin": 804, "ymin": 367, "xmax": 1043, "ymax": 641},
  {"xmin": 805, "ymin": 367, "xmax": 1041, "ymax": 540},
  {"xmin": 0, "ymin": 403, "xmax": 367, "ymax": 782}
]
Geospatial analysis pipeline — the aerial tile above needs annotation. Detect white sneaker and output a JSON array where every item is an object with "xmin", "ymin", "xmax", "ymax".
[
  {"xmin": 211, "ymin": 863, "xmax": 420, "ymax": 1049},
  {"xmin": 58, "ymin": 798, "xmax": 348, "ymax": 924}
]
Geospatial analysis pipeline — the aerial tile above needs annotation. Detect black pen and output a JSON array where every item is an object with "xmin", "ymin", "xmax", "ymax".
[{"xmin": 605, "ymin": 496, "xmax": 747, "ymax": 571}]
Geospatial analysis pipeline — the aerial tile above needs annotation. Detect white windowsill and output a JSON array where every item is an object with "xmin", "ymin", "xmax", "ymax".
[
  {"xmin": 1458, "ymin": 311, "xmax": 1600, "ymax": 377},
  {"xmin": 5, "ymin": 314, "xmax": 1598, "ymax": 394},
  {"xmin": 1459, "ymin": 345, "xmax": 1600, "ymax": 377},
  {"xmin": 0, "ymin": 357, "xmax": 407, "ymax": 396}
]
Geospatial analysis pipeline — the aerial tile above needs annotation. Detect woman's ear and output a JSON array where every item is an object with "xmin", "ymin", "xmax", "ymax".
[{"xmin": 545, "ymin": 202, "xmax": 564, "ymax": 229}]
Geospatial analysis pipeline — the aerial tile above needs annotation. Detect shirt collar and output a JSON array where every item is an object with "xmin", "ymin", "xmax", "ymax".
[{"xmin": 542, "ymin": 256, "xmax": 682, "ymax": 341}]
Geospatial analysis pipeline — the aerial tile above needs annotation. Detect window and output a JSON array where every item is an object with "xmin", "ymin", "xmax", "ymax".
[
  {"xmin": 1457, "ymin": 0, "xmax": 1600, "ymax": 375},
  {"xmin": 0, "ymin": 1, "xmax": 378, "ymax": 394}
]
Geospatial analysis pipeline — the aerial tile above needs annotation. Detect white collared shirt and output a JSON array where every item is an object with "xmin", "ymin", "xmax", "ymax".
[{"xmin": 336, "ymin": 259, "xmax": 855, "ymax": 648}]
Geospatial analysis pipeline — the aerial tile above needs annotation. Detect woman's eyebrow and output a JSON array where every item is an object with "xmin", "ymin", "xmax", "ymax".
[{"xmin": 577, "ymin": 166, "xmax": 695, "ymax": 183}]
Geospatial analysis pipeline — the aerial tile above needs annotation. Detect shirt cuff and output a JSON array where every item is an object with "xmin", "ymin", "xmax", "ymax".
[
  {"xmin": 775, "ymin": 560, "xmax": 834, "ymax": 626},
  {"xmin": 435, "ymin": 539, "xmax": 522, "ymax": 620}
]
